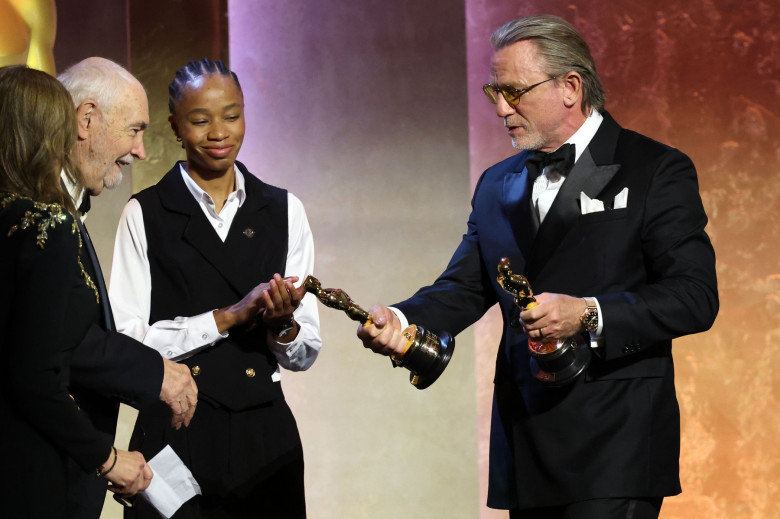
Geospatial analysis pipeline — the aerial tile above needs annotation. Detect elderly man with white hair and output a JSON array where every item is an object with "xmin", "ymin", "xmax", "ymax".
[{"xmin": 58, "ymin": 57, "xmax": 199, "ymax": 518}]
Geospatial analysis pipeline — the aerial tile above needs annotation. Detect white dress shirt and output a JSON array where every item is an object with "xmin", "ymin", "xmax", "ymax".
[
  {"xmin": 109, "ymin": 165, "xmax": 321, "ymax": 381},
  {"xmin": 60, "ymin": 172, "xmax": 86, "ymax": 220},
  {"xmin": 532, "ymin": 110, "xmax": 603, "ymax": 222},
  {"xmin": 529, "ymin": 110, "xmax": 605, "ymax": 341}
]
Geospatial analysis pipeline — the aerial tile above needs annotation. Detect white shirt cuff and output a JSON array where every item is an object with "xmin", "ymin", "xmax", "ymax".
[{"xmin": 388, "ymin": 306, "xmax": 409, "ymax": 331}]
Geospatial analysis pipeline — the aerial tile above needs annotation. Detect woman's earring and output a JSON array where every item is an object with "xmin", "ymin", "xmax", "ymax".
[{"xmin": 176, "ymin": 136, "xmax": 184, "ymax": 149}]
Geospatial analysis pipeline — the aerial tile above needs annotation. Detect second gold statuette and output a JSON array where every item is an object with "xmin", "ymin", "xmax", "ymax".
[
  {"xmin": 303, "ymin": 276, "xmax": 454, "ymax": 389},
  {"xmin": 497, "ymin": 258, "xmax": 591, "ymax": 385}
]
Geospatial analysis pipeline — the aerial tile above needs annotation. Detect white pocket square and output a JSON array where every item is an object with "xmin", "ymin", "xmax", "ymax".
[
  {"xmin": 580, "ymin": 192, "xmax": 604, "ymax": 214},
  {"xmin": 580, "ymin": 187, "xmax": 629, "ymax": 214},
  {"xmin": 613, "ymin": 187, "xmax": 628, "ymax": 209}
]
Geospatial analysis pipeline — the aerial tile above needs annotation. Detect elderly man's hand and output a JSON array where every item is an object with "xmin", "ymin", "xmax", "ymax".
[{"xmin": 159, "ymin": 359, "xmax": 198, "ymax": 429}]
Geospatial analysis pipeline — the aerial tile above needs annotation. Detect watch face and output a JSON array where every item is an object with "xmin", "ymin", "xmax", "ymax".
[{"xmin": 584, "ymin": 311, "xmax": 598, "ymax": 331}]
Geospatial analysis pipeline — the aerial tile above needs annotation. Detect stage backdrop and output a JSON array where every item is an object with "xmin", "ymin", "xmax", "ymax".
[
  {"xmin": 227, "ymin": 2, "xmax": 479, "ymax": 517},
  {"xmin": 41, "ymin": 0, "xmax": 778, "ymax": 517}
]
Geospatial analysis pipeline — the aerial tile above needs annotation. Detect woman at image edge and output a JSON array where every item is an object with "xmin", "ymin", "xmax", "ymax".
[
  {"xmin": 0, "ymin": 65, "xmax": 151, "ymax": 518},
  {"xmin": 109, "ymin": 59, "xmax": 321, "ymax": 518}
]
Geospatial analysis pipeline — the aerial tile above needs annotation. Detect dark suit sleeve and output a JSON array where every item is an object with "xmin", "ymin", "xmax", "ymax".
[
  {"xmin": 7, "ymin": 210, "xmax": 111, "ymax": 471},
  {"xmin": 598, "ymin": 147, "xmax": 718, "ymax": 359},
  {"xmin": 69, "ymin": 323, "xmax": 164, "ymax": 409},
  {"xmin": 396, "ymin": 175, "xmax": 498, "ymax": 335}
]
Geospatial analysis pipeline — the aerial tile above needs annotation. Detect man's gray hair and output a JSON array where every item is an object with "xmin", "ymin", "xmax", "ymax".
[
  {"xmin": 491, "ymin": 15, "xmax": 605, "ymax": 114},
  {"xmin": 57, "ymin": 57, "xmax": 140, "ymax": 114}
]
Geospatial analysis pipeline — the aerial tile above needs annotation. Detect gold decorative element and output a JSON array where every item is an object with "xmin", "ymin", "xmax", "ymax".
[
  {"xmin": 0, "ymin": 0, "xmax": 57, "ymax": 74},
  {"xmin": 1, "ymin": 192, "xmax": 99, "ymax": 303},
  {"xmin": 77, "ymin": 256, "xmax": 99, "ymax": 303},
  {"xmin": 2, "ymin": 192, "xmax": 69, "ymax": 247},
  {"xmin": 496, "ymin": 257, "xmax": 538, "ymax": 312}
]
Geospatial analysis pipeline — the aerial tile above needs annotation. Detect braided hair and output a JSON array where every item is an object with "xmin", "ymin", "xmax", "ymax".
[{"xmin": 168, "ymin": 58, "xmax": 242, "ymax": 114}]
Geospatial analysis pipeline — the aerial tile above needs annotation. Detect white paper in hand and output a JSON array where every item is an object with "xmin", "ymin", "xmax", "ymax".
[{"xmin": 140, "ymin": 445, "xmax": 201, "ymax": 518}]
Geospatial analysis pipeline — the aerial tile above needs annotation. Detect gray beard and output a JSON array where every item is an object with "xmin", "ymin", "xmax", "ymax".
[{"xmin": 104, "ymin": 171, "xmax": 124, "ymax": 190}]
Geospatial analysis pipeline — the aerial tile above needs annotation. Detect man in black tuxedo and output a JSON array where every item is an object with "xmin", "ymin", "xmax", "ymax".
[
  {"xmin": 358, "ymin": 15, "xmax": 718, "ymax": 519},
  {"xmin": 57, "ymin": 57, "xmax": 199, "ymax": 517}
]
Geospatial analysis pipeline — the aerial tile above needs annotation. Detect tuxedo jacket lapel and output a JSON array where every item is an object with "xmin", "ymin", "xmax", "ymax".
[
  {"xmin": 61, "ymin": 176, "xmax": 115, "ymax": 330},
  {"xmin": 501, "ymin": 151, "xmax": 536, "ymax": 262},
  {"xmin": 525, "ymin": 114, "xmax": 622, "ymax": 280},
  {"xmin": 76, "ymin": 216, "xmax": 116, "ymax": 330}
]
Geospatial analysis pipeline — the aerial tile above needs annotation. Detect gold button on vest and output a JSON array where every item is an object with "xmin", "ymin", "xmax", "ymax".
[
  {"xmin": 191, "ymin": 366, "xmax": 201, "ymax": 376},
  {"xmin": 245, "ymin": 368, "xmax": 256, "ymax": 378}
]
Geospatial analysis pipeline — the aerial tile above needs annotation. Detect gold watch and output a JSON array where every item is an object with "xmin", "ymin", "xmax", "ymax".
[{"xmin": 580, "ymin": 298, "xmax": 599, "ymax": 333}]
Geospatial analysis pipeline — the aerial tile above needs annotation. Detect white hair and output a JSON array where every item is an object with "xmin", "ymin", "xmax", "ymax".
[{"xmin": 57, "ymin": 57, "xmax": 141, "ymax": 113}]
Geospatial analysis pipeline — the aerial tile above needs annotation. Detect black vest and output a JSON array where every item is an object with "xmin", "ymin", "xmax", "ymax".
[{"xmin": 134, "ymin": 161, "xmax": 288, "ymax": 410}]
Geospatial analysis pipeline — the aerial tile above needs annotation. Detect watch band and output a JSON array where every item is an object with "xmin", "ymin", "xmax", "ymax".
[{"xmin": 580, "ymin": 298, "xmax": 599, "ymax": 333}]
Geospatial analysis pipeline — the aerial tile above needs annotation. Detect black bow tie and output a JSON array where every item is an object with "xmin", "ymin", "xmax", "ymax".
[
  {"xmin": 78, "ymin": 193, "xmax": 91, "ymax": 215},
  {"xmin": 525, "ymin": 143, "xmax": 576, "ymax": 182}
]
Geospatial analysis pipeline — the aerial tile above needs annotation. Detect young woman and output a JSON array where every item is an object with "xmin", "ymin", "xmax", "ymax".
[
  {"xmin": 0, "ymin": 65, "xmax": 151, "ymax": 518},
  {"xmin": 110, "ymin": 58, "xmax": 321, "ymax": 518}
]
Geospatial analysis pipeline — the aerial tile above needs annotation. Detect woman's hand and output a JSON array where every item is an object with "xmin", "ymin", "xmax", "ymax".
[
  {"xmin": 262, "ymin": 274, "xmax": 307, "ymax": 340},
  {"xmin": 213, "ymin": 276, "xmax": 297, "ymax": 333}
]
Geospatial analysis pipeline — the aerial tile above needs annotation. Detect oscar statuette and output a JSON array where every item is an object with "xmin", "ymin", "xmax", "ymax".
[
  {"xmin": 303, "ymin": 276, "xmax": 454, "ymax": 389},
  {"xmin": 496, "ymin": 258, "xmax": 590, "ymax": 385}
]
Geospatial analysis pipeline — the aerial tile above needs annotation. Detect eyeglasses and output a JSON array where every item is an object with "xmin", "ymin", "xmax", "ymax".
[{"xmin": 482, "ymin": 76, "xmax": 559, "ymax": 106}]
